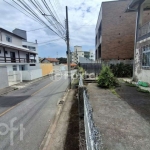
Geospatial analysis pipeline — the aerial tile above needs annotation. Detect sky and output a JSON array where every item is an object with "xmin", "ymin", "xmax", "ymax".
[{"xmin": 0, "ymin": 0, "xmax": 112, "ymax": 58}]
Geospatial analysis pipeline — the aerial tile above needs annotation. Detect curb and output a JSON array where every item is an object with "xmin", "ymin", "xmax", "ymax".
[{"xmin": 0, "ymin": 88, "xmax": 17, "ymax": 96}]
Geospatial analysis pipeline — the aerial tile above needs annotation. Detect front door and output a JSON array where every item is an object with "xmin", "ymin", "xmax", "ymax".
[{"xmin": 10, "ymin": 52, "xmax": 16, "ymax": 63}]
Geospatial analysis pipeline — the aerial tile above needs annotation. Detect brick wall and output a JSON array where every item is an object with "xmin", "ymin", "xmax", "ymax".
[{"xmin": 100, "ymin": 0, "xmax": 150, "ymax": 60}]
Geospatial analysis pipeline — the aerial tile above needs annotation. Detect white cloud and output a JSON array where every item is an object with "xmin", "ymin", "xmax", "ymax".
[{"xmin": 0, "ymin": 0, "xmax": 112, "ymax": 57}]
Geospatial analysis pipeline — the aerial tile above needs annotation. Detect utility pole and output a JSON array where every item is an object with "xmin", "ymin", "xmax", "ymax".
[{"xmin": 66, "ymin": 6, "xmax": 71, "ymax": 89}]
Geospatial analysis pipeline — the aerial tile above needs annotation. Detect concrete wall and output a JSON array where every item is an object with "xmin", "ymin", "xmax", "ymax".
[
  {"xmin": 8, "ymin": 71, "xmax": 22, "ymax": 85},
  {"xmin": 13, "ymin": 29, "xmax": 27, "ymax": 40},
  {"xmin": 40, "ymin": 63, "xmax": 53, "ymax": 76},
  {"xmin": 22, "ymin": 41, "xmax": 39, "ymax": 63},
  {"xmin": 0, "ymin": 66, "xmax": 9, "ymax": 89},
  {"xmin": 135, "ymin": 39, "xmax": 150, "ymax": 84},
  {"xmin": 1, "ymin": 31, "xmax": 22, "ymax": 46},
  {"xmin": 22, "ymin": 69, "xmax": 42, "ymax": 81},
  {"xmin": 102, "ymin": 59, "xmax": 133, "ymax": 65}
]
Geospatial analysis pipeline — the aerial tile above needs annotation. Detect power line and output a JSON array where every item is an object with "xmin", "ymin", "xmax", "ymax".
[
  {"xmin": 38, "ymin": 38, "xmax": 63, "ymax": 44},
  {"xmin": 3, "ymin": 0, "xmax": 42, "ymax": 25},
  {"xmin": 27, "ymin": 26, "xmax": 46, "ymax": 32},
  {"xmin": 8, "ymin": 0, "xmax": 66, "ymax": 40}
]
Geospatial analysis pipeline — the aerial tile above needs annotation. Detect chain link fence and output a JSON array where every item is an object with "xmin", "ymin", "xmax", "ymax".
[{"xmin": 79, "ymin": 75, "xmax": 103, "ymax": 150}]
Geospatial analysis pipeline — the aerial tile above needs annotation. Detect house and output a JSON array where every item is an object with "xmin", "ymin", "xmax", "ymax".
[
  {"xmin": 126, "ymin": 0, "xmax": 150, "ymax": 84},
  {"xmin": 0, "ymin": 28, "xmax": 42, "ymax": 85},
  {"xmin": 72, "ymin": 46, "xmax": 94, "ymax": 63},
  {"xmin": 41, "ymin": 58, "xmax": 59, "ymax": 65},
  {"xmin": 95, "ymin": 0, "xmax": 150, "ymax": 64},
  {"xmin": 78, "ymin": 56, "xmax": 94, "ymax": 63}
]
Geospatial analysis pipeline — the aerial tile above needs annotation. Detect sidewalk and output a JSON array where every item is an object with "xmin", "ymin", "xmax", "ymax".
[
  {"xmin": 87, "ymin": 83, "xmax": 150, "ymax": 150},
  {"xmin": 0, "ymin": 75, "xmax": 50, "ymax": 96}
]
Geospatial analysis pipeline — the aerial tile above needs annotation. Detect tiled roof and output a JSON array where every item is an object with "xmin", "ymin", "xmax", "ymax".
[{"xmin": 46, "ymin": 58, "xmax": 59, "ymax": 62}]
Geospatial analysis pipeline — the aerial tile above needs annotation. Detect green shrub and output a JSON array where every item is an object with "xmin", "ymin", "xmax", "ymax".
[
  {"xmin": 110, "ymin": 63, "xmax": 133, "ymax": 77},
  {"xmin": 78, "ymin": 66, "xmax": 85, "ymax": 74},
  {"xmin": 97, "ymin": 65, "xmax": 118, "ymax": 88}
]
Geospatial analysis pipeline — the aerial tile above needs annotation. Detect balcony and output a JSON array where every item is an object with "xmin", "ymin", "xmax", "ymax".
[
  {"xmin": 138, "ymin": 22, "xmax": 150, "ymax": 40},
  {"xmin": 0, "ymin": 56, "xmax": 36, "ymax": 63}
]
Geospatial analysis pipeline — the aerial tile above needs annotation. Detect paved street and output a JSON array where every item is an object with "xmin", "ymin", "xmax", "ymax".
[{"xmin": 0, "ymin": 69, "xmax": 75, "ymax": 150}]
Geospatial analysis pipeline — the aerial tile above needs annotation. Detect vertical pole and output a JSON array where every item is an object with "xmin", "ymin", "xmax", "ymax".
[
  {"xmin": 66, "ymin": 6, "xmax": 71, "ymax": 89},
  {"xmin": 3, "ymin": 47, "xmax": 6, "ymax": 62},
  {"xmin": 34, "ymin": 54, "xmax": 35, "ymax": 63},
  {"xmin": 18, "ymin": 50, "xmax": 20, "ymax": 63}
]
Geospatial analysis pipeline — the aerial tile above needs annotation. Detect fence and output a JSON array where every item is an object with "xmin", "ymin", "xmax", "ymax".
[
  {"xmin": 79, "ymin": 75, "xmax": 102, "ymax": 150},
  {"xmin": 79, "ymin": 63, "xmax": 101, "ymax": 75}
]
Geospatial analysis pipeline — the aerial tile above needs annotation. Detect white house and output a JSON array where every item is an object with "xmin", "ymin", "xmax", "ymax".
[
  {"xmin": 0, "ymin": 28, "xmax": 42, "ymax": 86},
  {"xmin": 71, "ymin": 46, "xmax": 94, "ymax": 63},
  {"xmin": 126, "ymin": 0, "xmax": 150, "ymax": 84}
]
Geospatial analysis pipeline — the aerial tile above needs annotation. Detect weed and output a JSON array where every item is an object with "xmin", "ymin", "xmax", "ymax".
[
  {"xmin": 110, "ymin": 88, "xmax": 120, "ymax": 98},
  {"xmin": 136, "ymin": 87, "xmax": 150, "ymax": 93},
  {"xmin": 97, "ymin": 65, "xmax": 118, "ymax": 88}
]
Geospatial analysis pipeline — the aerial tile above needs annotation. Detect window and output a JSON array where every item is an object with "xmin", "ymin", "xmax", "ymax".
[
  {"xmin": 30, "ymin": 64, "xmax": 36, "ymax": 66},
  {"xmin": 28, "ymin": 46, "xmax": 36, "ymax": 51},
  {"xmin": 23, "ymin": 45, "xmax": 27, "ymax": 48},
  {"xmin": 6, "ymin": 35, "xmax": 12, "ymax": 42},
  {"xmin": 0, "ymin": 50, "xmax": 1, "ymax": 54},
  {"xmin": 5, "ymin": 51, "xmax": 8, "ymax": 54},
  {"xmin": 142, "ymin": 45, "xmax": 150, "ymax": 67},
  {"xmin": 13, "ymin": 65, "xmax": 17, "ymax": 71}
]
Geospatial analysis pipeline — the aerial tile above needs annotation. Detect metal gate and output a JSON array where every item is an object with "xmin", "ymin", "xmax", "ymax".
[{"xmin": 79, "ymin": 63, "xmax": 101, "ymax": 75}]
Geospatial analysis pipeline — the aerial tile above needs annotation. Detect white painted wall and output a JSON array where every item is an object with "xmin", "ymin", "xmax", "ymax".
[
  {"xmin": 26, "ymin": 63, "xmax": 41, "ymax": 70},
  {"xmin": 0, "ymin": 66, "xmax": 9, "ymax": 89},
  {"xmin": 22, "ymin": 41, "xmax": 39, "ymax": 63},
  {"xmin": 1, "ymin": 32, "xmax": 22, "ymax": 46},
  {"xmin": 22, "ymin": 69, "xmax": 42, "ymax": 81},
  {"xmin": 89, "ymin": 50, "xmax": 94, "ymax": 61}
]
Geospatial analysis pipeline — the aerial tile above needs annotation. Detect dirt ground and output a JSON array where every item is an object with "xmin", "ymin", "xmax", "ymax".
[
  {"xmin": 64, "ymin": 89, "xmax": 79, "ymax": 150},
  {"xmin": 116, "ymin": 82, "xmax": 150, "ymax": 124},
  {"xmin": 87, "ymin": 83, "xmax": 150, "ymax": 150}
]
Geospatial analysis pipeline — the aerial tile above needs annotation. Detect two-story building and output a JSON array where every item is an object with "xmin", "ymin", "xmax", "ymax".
[
  {"xmin": 126, "ymin": 0, "xmax": 150, "ymax": 84},
  {"xmin": 0, "ymin": 28, "xmax": 42, "ymax": 86}
]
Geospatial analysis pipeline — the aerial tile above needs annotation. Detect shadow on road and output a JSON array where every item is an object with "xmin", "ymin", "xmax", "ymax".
[{"xmin": 0, "ymin": 95, "xmax": 30, "ymax": 107}]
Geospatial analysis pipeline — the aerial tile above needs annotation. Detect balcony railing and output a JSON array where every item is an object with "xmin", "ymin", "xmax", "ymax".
[
  {"xmin": 139, "ymin": 22, "xmax": 150, "ymax": 37},
  {"xmin": 0, "ymin": 56, "xmax": 36, "ymax": 63}
]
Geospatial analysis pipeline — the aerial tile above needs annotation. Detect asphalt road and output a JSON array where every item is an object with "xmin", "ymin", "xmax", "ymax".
[{"xmin": 0, "ymin": 69, "xmax": 76, "ymax": 150}]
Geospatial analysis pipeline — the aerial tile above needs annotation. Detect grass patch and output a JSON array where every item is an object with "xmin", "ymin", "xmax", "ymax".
[
  {"xmin": 125, "ymin": 82, "xmax": 137, "ymax": 87},
  {"xmin": 136, "ymin": 87, "xmax": 150, "ymax": 93},
  {"xmin": 110, "ymin": 88, "xmax": 120, "ymax": 98},
  {"xmin": 71, "ymin": 79, "xmax": 79, "ymax": 89}
]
